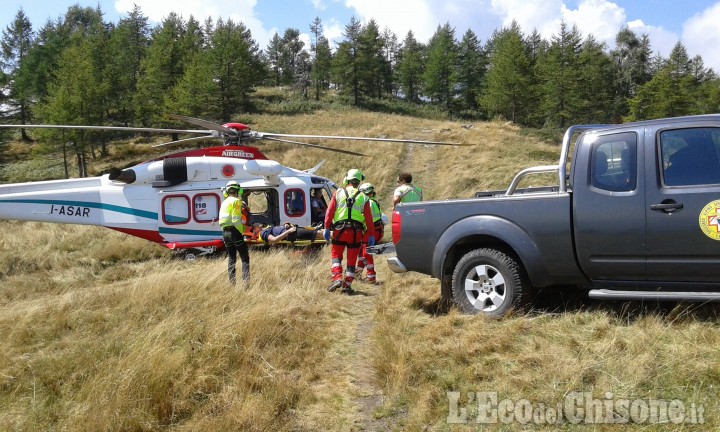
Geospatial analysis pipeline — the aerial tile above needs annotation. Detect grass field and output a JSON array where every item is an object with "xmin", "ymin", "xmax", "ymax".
[{"xmin": 1, "ymin": 106, "xmax": 718, "ymax": 431}]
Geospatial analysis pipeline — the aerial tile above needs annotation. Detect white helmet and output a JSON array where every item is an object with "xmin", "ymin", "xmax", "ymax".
[
  {"xmin": 359, "ymin": 182, "xmax": 375, "ymax": 195},
  {"xmin": 224, "ymin": 180, "xmax": 242, "ymax": 194}
]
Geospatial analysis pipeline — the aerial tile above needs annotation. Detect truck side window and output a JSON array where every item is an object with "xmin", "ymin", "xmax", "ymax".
[
  {"xmin": 662, "ymin": 128, "xmax": 720, "ymax": 186},
  {"xmin": 590, "ymin": 132, "xmax": 637, "ymax": 192}
]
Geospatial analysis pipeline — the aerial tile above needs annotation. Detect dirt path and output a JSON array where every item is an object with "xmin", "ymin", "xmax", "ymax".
[
  {"xmin": 302, "ymin": 278, "xmax": 404, "ymax": 431},
  {"xmin": 348, "ymin": 284, "xmax": 393, "ymax": 431},
  {"xmin": 398, "ymin": 140, "xmax": 437, "ymax": 200},
  {"xmin": 302, "ymin": 139, "xmax": 440, "ymax": 430}
]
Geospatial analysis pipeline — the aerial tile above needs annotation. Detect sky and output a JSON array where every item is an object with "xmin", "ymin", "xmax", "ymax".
[{"xmin": 2, "ymin": 0, "xmax": 720, "ymax": 71}]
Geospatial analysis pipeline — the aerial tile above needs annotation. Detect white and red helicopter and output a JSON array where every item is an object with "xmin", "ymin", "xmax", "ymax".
[{"xmin": 0, "ymin": 114, "xmax": 460, "ymax": 257}]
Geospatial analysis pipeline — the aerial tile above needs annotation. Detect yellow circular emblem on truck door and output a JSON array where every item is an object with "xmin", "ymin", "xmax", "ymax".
[{"xmin": 699, "ymin": 200, "xmax": 720, "ymax": 240}]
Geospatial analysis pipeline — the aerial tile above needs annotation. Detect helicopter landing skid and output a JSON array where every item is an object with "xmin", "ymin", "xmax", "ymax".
[{"xmin": 176, "ymin": 246, "xmax": 218, "ymax": 261}]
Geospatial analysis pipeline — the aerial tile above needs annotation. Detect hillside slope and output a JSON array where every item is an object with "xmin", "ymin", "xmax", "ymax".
[{"xmin": 1, "ymin": 112, "xmax": 718, "ymax": 431}]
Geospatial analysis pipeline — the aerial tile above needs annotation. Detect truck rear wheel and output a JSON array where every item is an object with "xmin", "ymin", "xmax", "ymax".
[{"xmin": 451, "ymin": 248, "xmax": 527, "ymax": 317}]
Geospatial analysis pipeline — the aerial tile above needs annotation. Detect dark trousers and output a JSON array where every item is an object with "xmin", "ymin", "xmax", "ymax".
[{"xmin": 223, "ymin": 227, "xmax": 250, "ymax": 285}]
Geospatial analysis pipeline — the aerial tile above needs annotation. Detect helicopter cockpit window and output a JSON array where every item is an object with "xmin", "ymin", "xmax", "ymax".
[
  {"xmin": 310, "ymin": 188, "xmax": 329, "ymax": 225},
  {"xmin": 284, "ymin": 189, "xmax": 306, "ymax": 217},
  {"xmin": 246, "ymin": 189, "xmax": 280, "ymax": 227}
]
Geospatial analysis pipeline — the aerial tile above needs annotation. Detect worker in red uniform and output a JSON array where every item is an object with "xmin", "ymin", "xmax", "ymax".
[
  {"xmin": 323, "ymin": 169, "xmax": 376, "ymax": 294},
  {"xmin": 355, "ymin": 183, "xmax": 384, "ymax": 284}
]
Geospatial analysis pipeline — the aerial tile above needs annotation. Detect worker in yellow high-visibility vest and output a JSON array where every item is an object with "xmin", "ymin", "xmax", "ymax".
[
  {"xmin": 355, "ymin": 183, "xmax": 384, "ymax": 284},
  {"xmin": 219, "ymin": 180, "xmax": 249, "ymax": 286},
  {"xmin": 323, "ymin": 169, "xmax": 376, "ymax": 294}
]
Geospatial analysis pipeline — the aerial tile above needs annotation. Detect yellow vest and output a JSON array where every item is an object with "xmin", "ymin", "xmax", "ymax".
[
  {"xmin": 369, "ymin": 198, "xmax": 382, "ymax": 223},
  {"xmin": 333, "ymin": 186, "xmax": 368, "ymax": 229},
  {"xmin": 219, "ymin": 196, "xmax": 245, "ymax": 231}
]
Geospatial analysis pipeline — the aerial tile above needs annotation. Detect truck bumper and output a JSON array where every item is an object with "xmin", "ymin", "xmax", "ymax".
[{"xmin": 387, "ymin": 256, "xmax": 407, "ymax": 273}]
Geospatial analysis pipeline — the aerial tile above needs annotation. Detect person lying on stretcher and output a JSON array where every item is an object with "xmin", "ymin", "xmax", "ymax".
[{"xmin": 258, "ymin": 222, "xmax": 325, "ymax": 244}]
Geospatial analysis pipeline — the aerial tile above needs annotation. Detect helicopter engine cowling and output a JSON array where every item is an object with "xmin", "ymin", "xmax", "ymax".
[{"xmin": 109, "ymin": 157, "xmax": 212, "ymax": 187}]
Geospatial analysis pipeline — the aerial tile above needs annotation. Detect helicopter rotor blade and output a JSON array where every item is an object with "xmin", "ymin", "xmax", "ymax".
[
  {"xmin": 152, "ymin": 135, "xmax": 220, "ymax": 148},
  {"xmin": 257, "ymin": 132, "xmax": 468, "ymax": 146},
  {"xmin": 167, "ymin": 114, "xmax": 238, "ymax": 135},
  {"xmin": 262, "ymin": 136, "xmax": 366, "ymax": 156},
  {"xmin": 0, "ymin": 124, "xmax": 211, "ymax": 135}
]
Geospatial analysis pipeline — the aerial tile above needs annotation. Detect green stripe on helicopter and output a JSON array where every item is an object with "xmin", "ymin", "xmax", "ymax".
[
  {"xmin": 159, "ymin": 227, "xmax": 221, "ymax": 237},
  {"xmin": 0, "ymin": 199, "xmax": 158, "ymax": 219}
]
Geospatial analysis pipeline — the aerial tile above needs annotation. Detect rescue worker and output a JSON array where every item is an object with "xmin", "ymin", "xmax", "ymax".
[
  {"xmin": 219, "ymin": 180, "xmax": 250, "ymax": 287},
  {"xmin": 392, "ymin": 172, "xmax": 423, "ymax": 211},
  {"xmin": 356, "ymin": 183, "xmax": 384, "ymax": 284},
  {"xmin": 323, "ymin": 169, "xmax": 376, "ymax": 294}
]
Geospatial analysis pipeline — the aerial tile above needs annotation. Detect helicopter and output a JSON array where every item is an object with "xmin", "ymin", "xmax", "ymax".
[{"xmin": 0, "ymin": 114, "xmax": 464, "ymax": 258}]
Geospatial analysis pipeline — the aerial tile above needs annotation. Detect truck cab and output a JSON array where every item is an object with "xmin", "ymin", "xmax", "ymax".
[{"xmin": 574, "ymin": 120, "xmax": 720, "ymax": 285}]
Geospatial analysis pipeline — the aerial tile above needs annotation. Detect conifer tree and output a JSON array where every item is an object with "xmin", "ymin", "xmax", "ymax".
[
  {"xmin": 358, "ymin": 19, "xmax": 385, "ymax": 99},
  {"xmin": 380, "ymin": 27, "xmax": 399, "ymax": 97},
  {"xmin": 266, "ymin": 32, "xmax": 283, "ymax": 87},
  {"xmin": 396, "ymin": 31, "xmax": 424, "ymax": 103},
  {"xmin": 332, "ymin": 16, "xmax": 363, "ymax": 105},
  {"xmin": 20, "ymin": 18, "xmax": 65, "ymax": 105},
  {"xmin": 536, "ymin": 21, "xmax": 583, "ymax": 128},
  {"xmin": 134, "ymin": 13, "xmax": 187, "ymax": 126},
  {"xmin": 106, "ymin": 5, "xmax": 149, "ymax": 126},
  {"xmin": 166, "ymin": 51, "xmax": 215, "ymax": 118},
  {"xmin": 576, "ymin": 35, "xmax": 616, "ymax": 123},
  {"xmin": 36, "ymin": 40, "xmax": 103, "ymax": 175},
  {"xmin": 627, "ymin": 42, "xmax": 696, "ymax": 120},
  {"xmin": 455, "ymin": 29, "xmax": 485, "ymax": 113},
  {"xmin": 206, "ymin": 18, "xmax": 264, "ymax": 120},
  {"xmin": 1, "ymin": 9, "xmax": 34, "ymax": 140},
  {"xmin": 423, "ymin": 23, "xmax": 456, "ymax": 110},
  {"xmin": 481, "ymin": 22, "xmax": 533, "ymax": 123},
  {"xmin": 309, "ymin": 17, "xmax": 332, "ymax": 100}
]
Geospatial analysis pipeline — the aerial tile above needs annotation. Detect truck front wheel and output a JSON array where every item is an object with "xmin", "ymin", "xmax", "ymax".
[{"xmin": 451, "ymin": 248, "xmax": 527, "ymax": 317}]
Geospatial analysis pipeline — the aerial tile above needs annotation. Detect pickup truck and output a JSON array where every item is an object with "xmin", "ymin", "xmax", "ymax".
[{"xmin": 386, "ymin": 114, "xmax": 720, "ymax": 316}]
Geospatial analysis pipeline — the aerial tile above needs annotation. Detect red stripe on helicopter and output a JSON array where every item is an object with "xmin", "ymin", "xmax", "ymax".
[
  {"xmin": 109, "ymin": 227, "xmax": 226, "ymax": 250},
  {"xmin": 109, "ymin": 227, "xmax": 165, "ymax": 243}
]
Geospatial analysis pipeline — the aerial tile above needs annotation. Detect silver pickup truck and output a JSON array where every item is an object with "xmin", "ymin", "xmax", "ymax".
[{"xmin": 385, "ymin": 114, "xmax": 720, "ymax": 316}]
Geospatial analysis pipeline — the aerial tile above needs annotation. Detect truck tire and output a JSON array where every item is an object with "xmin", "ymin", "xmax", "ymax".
[{"xmin": 451, "ymin": 248, "xmax": 527, "ymax": 317}]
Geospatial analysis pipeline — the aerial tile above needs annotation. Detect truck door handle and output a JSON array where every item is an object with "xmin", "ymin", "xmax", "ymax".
[{"xmin": 650, "ymin": 201, "xmax": 683, "ymax": 212}]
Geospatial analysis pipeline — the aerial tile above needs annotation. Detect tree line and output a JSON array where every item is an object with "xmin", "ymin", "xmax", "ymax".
[{"xmin": 2, "ymin": 4, "xmax": 720, "ymax": 149}]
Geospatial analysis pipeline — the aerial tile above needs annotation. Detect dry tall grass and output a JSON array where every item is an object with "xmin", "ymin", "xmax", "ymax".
[{"xmin": 2, "ymin": 109, "xmax": 718, "ymax": 431}]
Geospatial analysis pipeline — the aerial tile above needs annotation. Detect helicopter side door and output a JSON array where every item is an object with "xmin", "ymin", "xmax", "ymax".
[
  {"xmin": 245, "ymin": 189, "xmax": 281, "ymax": 227},
  {"xmin": 282, "ymin": 187, "xmax": 312, "ymax": 226},
  {"xmin": 158, "ymin": 190, "xmax": 222, "ymax": 242}
]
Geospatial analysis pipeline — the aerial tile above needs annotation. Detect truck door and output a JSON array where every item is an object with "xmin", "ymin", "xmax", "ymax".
[
  {"xmin": 573, "ymin": 131, "xmax": 646, "ymax": 280},
  {"xmin": 645, "ymin": 126, "xmax": 720, "ymax": 282}
]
